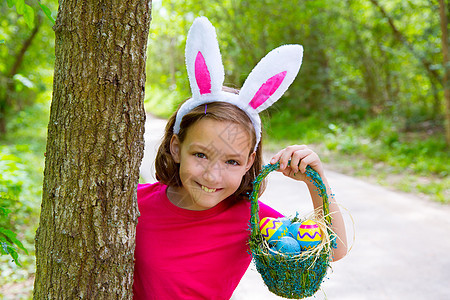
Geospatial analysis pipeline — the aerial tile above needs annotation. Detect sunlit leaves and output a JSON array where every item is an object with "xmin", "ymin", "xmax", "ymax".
[
  {"xmin": 38, "ymin": 1, "xmax": 56, "ymax": 25},
  {"xmin": 8, "ymin": 0, "xmax": 35, "ymax": 29},
  {"xmin": 0, "ymin": 227, "xmax": 28, "ymax": 267},
  {"xmin": 146, "ymin": 0, "xmax": 445, "ymax": 125},
  {"xmin": 6, "ymin": 0, "xmax": 56, "ymax": 28},
  {"xmin": 6, "ymin": 0, "xmax": 15, "ymax": 8}
]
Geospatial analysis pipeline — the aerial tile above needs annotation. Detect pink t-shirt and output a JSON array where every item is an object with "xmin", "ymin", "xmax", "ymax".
[{"xmin": 133, "ymin": 182, "xmax": 282, "ymax": 299}]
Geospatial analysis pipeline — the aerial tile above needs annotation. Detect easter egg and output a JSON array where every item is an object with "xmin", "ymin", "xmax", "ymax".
[
  {"xmin": 273, "ymin": 236, "xmax": 301, "ymax": 255},
  {"xmin": 288, "ymin": 222, "xmax": 302, "ymax": 239},
  {"xmin": 297, "ymin": 220, "xmax": 322, "ymax": 251},
  {"xmin": 278, "ymin": 217, "xmax": 292, "ymax": 227},
  {"xmin": 259, "ymin": 217, "xmax": 289, "ymax": 243}
]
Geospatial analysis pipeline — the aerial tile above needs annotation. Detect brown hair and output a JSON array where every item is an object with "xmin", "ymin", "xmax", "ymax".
[{"xmin": 155, "ymin": 93, "xmax": 265, "ymax": 199}]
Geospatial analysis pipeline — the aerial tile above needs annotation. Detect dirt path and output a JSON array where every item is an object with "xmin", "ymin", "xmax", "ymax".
[{"xmin": 141, "ymin": 114, "xmax": 450, "ymax": 300}]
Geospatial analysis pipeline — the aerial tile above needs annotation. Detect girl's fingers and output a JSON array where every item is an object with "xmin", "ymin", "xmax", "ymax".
[
  {"xmin": 299, "ymin": 152, "xmax": 320, "ymax": 174},
  {"xmin": 270, "ymin": 145, "xmax": 310, "ymax": 170},
  {"xmin": 269, "ymin": 145, "xmax": 323, "ymax": 182},
  {"xmin": 278, "ymin": 150, "xmax": 292, "ymax": 170},
  {"xmin": 279, "ymin": 145, "xmax": 307, "ymax": 170},
  {"xmin": 291, "ymin": 148, "xmax": 313, "ymax": 173},
  {"xmin": 270, "ymin": 149, "xmax": 285, "ymax": 165},
  {"xmin": 290, "ymin": 154, "xmax": 301, "ymax": 174}
]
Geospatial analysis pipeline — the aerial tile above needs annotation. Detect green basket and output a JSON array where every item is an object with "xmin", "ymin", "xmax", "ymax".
[{"xmin": 248, "ymin": 161, "xmax": 335, "ymax": 299}]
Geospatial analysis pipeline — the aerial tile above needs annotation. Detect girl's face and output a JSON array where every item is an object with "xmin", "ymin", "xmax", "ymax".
[{"xmin": 168, "ymin": 118, "xmax": 255, "ymax": 211}]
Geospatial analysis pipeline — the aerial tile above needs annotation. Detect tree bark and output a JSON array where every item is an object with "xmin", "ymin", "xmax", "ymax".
[{"xmin": 34, "ymin": 1, "xmax": 151, "ymax": 298}]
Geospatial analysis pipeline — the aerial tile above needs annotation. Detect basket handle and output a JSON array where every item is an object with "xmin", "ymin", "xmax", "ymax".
[{"xmin": 249, "ymin": 161, "xmax": 332, "ymax": 239}]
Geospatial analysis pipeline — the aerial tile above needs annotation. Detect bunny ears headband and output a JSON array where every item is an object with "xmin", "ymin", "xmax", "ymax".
[{"xmin": 174, "ymin": 17, "xmax": 303, "ymax": 151}]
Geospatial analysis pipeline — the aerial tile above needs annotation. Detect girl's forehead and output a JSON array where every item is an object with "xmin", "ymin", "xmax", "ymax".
[{"xmin": 183, "ymin": 119, "xmax": 253, "ymax": 154}]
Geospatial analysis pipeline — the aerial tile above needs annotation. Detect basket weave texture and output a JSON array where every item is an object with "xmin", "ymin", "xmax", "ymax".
[{"xmin": 248, "ymin": 162, "xmax": 335, "ymax": 299}]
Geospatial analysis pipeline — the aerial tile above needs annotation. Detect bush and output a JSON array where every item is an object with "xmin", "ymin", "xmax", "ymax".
[
  {"xmin": 0, "ymin": 99, "xmax": 48, "ymax": 287},
  {"xmin": 266, "ymin": 114, "xmax": 449, "ymax": 203}
]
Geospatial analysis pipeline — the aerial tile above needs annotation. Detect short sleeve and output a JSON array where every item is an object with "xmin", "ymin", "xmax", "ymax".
[{"xmin": 258, "ymin": 201, "xmax": 284, "ymax": 219}]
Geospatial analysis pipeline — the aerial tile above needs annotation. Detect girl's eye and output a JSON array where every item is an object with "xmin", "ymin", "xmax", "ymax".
[
  {"xmin": 226, "ymin": 159, "xmax": 240, "ymax": 166},
  {"xmin": 194, "ymin": 153, "xmax": 206, "ymax": 159}
]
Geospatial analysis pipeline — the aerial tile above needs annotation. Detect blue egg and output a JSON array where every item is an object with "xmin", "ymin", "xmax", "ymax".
[
  {"xmin": 288, "ymin": 222, "xmax": 302, "ymax": 239},
  {"xmin": 278, "ymin": 217, "xmax": 292, "ymax": 227},
  {"xmin": 273, "ymin": 236, "xmax": 301, "ymax": 255}
]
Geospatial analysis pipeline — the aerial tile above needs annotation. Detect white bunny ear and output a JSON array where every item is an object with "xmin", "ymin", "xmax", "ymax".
[
  {"xmin": 239, "ymin": 45, "xmax": 303, "ymax": 113},
  {"xmin": 176, "ymin": 18, "xmax": 303, "ymax": 152},
  {"xmin": 185, "ymin": 17, "xmax": 224, "ymax": 99}
]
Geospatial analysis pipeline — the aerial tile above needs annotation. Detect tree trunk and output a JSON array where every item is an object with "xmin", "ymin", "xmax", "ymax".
[{"xmin": 33, "ymin": 1, "xmax": 151, "ymax": 298}]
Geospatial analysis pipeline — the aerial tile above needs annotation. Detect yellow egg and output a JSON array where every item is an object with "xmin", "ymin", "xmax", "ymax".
[
  {"xmin": 297, "ymin": 220, "xmax": 322, "ymax": 250},
  {"xmin": 260, "ymin": 217, "xmax": 288, "ymax": 243}
]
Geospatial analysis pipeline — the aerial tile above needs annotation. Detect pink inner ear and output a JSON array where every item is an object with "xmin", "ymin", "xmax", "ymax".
[
  {"xmin": 249, "ymin": 71, "xmax": 287, "ymax": 109},
  {"xmin": 195, "ymin": 51, "xmax": 212, "ymax": 94}
]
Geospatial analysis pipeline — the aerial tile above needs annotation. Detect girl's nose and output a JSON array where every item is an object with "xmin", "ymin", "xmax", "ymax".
[{"xmin": 202, "ymin": 162, "xmax": 221, "ymax": 183}]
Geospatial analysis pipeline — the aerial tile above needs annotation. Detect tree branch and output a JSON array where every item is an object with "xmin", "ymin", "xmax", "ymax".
[
  {"xmin": 9, "ymin": 14, "xmax": 42, "ymax": 77},
  {"xmin": 368, "ymin": 0, "xmax": 441, "ymax": 82}
]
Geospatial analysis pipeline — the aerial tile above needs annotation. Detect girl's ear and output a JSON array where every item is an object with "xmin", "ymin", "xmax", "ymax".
[
  {"xmin": 245, "ymin": 151, "xmax": 256, "ymax": 172},
  {"xmin": 170, "ymin": 135, "xmax": 181, "ymax": 163}
]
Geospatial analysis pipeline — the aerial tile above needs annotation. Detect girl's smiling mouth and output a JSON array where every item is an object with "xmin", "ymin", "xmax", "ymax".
[{"xmin": 199, "ymin": 183, "xmax": 222, "ymax": 193}]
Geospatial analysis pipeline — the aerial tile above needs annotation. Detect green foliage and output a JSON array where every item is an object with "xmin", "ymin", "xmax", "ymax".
[
  {"xmin": 0, "ymin": 1, "xmax": 53, "ymax": 294},
  {"xmin": 144, "ymin": 85, "xmax": 189, "ymax": 118},
  {"xmin": 266, "ymin": 115, "xmax": 449, "ymax": 203},
  {"xmin": 324, "ymin": 119, "xmax": 448, "ymax": 177},
  {"xmin": 6, "ymin": 0, "xmax": 55, "ymax": 27},
  {"xmin": 7, "ymin": 0, "xmax": 35, "ymax": 29},
  {"xmin": 1, "ymin": 0, "xmax": 56, "ymax": 135},
  {"xmin": 263, "ymin": 110, "xmax": 326, "ymax": 142},
  {"xmin": 38, "ymin": 1, "xmax": 55, "ymax": 25},
  {"xmin": 0, "ymin": 95, "xmax": 49, "ymax": 290},
  {"xmin": 146, "ymin": 0, "xmax": 446, "ymax": 127},
  {"xmin": 143, "ymin": 0, "xmax": 448, "ymax": 203},
  {"xmin": 0, "ymin": 150, "xmax": 29, "ymax": 267},
  {"xmin": 1, "ymin": 213, "xmax": 29, "ymax": 267}
]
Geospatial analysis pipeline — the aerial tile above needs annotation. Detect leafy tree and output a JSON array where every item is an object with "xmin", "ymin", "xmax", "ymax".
[
  {"xmin": 0, "ymin": 0, "xmax": 56, "ymax": 276},
  {"xmin": 438, "ymin": 0, "xmax": 450, "ymax": 144},
  {"xmin": 0, "ymin": 0, "xmax": 56, "ymax": 134},
  {"xmin": 0, "ymin": 161, "xmax": 28, "ymax": 266},
  {"xmin": 1, "ymin": 208, "xmax": 28, "ymax": 267},
  {"xmin": 146, "ymin": 0, "xmax": 449, "ymax": 139},
  {"xmin": 367, "ymin": 0, "xmax": 447, "ymax": 133}
]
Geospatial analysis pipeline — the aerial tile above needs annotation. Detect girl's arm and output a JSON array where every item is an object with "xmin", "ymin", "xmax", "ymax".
[{"xmin": 270, "ymin": 145, "xmax": 348, "ymax": 261}]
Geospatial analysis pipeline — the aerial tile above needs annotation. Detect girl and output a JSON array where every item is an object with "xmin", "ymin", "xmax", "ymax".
[{"xmin": 133, "ymin": 17, "xmax": 347, "ymax": 299}]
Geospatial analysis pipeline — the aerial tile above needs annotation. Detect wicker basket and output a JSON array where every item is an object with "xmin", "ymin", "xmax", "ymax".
[{"xmin": 248, "ymin": 161, "xmax": 335, "ymax": 299}]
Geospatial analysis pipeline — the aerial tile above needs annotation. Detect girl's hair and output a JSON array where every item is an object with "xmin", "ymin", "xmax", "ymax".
[{"xmin": 155, "ymin": 89, "xmax": 265, "ymax": 199}]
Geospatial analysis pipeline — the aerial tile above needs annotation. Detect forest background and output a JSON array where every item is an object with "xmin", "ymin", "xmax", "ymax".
[{"xmin": 0, "ymin": 0, "xmax": 449, "ymax": 297}]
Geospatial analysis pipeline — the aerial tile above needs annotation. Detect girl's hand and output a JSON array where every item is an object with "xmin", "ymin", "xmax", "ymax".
[
  {"xmin": 269, "ymin": 145, "xmax": 324, "ymax": 182},
  {"xmin": 271, "ymin": 145, "xmax": 348, "ymax": 261}
]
